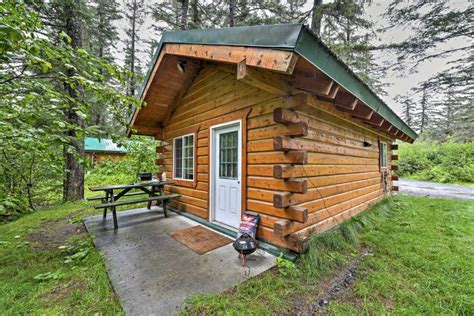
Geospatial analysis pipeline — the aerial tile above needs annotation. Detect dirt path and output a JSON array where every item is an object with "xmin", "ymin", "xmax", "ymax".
[
  {"xmin": 399, "ymin": 179, "xmax": 474, "ymax": 200},
  {"xmin": 307, "ymin": 248, "xmax": 372, "ymax": 315}
]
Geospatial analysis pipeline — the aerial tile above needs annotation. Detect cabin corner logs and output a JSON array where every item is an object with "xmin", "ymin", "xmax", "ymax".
[{"xmin": 152, "ymin": 65, "xmax": 399, "ymax": 253}]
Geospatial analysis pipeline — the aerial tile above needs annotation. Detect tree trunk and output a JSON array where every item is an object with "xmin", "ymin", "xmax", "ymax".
[
  {"xmin": 406, "ymin": 103, "xmax": 411, "ymax": 126},
  {"xmin": 420, "ymin": 89, "xmax": 427, "ymax": 133},
  {"xmin": 63, "ymin": 6, "xmax": 85, "ymax": 202},
  {"xmin": 180, "ymin": 0, "xmax": 189, "ymax": 30},
  {"xmin": 229, "ymin": 0, "xmax": 236, "ymax": 27},
  {"xmin": 446, "ymin": 88, "xmax": 452, "ymax": 135},
  {"xmin": 128, "ymin": 0, "xmax": 137, "ymax": 97},
  {"xmin": 190, "ymin": 0, "xmax": 199, "ymax": 27},
  {"xmin": 311, "ymin": 0, "xmax": 324, "ymax": 35}
]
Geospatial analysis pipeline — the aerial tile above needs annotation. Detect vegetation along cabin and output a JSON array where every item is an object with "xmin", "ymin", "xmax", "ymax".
[{"xmin": 128, "ymin": 24, "xmax": 417, "ymax": 253}]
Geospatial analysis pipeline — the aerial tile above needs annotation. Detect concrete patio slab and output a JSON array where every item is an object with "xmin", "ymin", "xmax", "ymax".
[{"xmin": 84, "ymin": 207, "xmax": 275, "ymax": 315}]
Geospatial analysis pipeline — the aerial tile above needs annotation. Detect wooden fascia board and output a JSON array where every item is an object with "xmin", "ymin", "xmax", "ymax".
[
  {"xmin": 129, "ymin": 43, "xmax": 299, "ymax": 133},
  {"xmin": 164, "ymin": 43, "xmax": 299, "ymax": 74}
]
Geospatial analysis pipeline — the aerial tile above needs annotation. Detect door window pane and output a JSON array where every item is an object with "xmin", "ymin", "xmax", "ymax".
[{"xmin": 219, "ymin": 131, "xmax": 238, "ymax": 179}]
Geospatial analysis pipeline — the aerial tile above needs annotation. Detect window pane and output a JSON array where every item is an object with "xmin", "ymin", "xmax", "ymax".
[
  {"xmin": 183, "ymin": 135, "xmax": 194, "ymax": 180},
  {"xmin": 219, "ymin": 131, "xmax": 238, "ymax": 179},
  {"xmin": 174, "ymin": 138, "xmax": 183, "ymax": 178},
  {"xmin": 380, "ymin": 143, "xmax": 387, "ymax": 168}
]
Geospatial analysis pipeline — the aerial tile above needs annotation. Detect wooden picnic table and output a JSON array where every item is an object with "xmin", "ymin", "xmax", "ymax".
[{"xmin": 88, "ymin": 181, "xmax": 180, "ymax": 229}]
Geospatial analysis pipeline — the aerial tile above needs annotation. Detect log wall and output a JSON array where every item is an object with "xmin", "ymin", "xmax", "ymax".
[{"xmin": 156, "ymin": 64, "xmax": 398, "ymax": 252}]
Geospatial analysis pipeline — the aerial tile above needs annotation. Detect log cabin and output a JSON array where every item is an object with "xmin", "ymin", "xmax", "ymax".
[
  {"xmin": 127, "ymin": 24, "xmax": 416, "ymax": 253},
  {"xmin": 85, "ymin": 137, "xmax": 127, "ymax": 166}
]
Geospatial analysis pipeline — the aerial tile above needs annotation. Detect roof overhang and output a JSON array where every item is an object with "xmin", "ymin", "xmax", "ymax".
[{"xmin": 129, "ymin": 24, "xmax": 417, "ymax": 142}]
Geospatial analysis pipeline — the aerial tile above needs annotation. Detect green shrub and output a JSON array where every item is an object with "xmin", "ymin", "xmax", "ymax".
[
  {"xmin": 0, "ymin": 195, "xmax": 32, "ymax": 223},
  {"xmin": 398, "ymin": 141, "xmax": 474, "ymax": 184}
]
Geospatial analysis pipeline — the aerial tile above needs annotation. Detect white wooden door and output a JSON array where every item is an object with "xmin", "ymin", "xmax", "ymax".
[{"xmin": 213, "ymin": 124, "xmax": 241, "ymax": 228}]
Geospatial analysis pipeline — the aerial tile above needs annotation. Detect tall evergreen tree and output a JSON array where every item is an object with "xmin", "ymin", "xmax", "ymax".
[
  {"xmin": 384, "ymin": 1, "xmax": 473, "ymax": 141},
  {"xmin": 2, "ymin": 0, "xmax": 137, "ymax": 203},
  {"xmin": 315, "ymin": 0, "xmax": 388, "ymax": 95},
  {"xmin": 396, "ymin": 95, "xmax": 415, "ymax": 129},
  {"xmin": 123, "ymin": 0, "xmax": 146, "ymax": 98},
  {"xmin": 89, "ymin": 0, "xmax": 122, "ymax": 61},
  {"xmin": 88, "ymin": 0, "xmax": 122, "ymax": 128},
  {"xmin": 150, "ymin": 0, "xmax": 308, "ymax": 31}
]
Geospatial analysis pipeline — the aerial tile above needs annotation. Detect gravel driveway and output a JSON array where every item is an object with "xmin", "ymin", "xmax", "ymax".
[{"xmin": 398, "ymin": 179, "xmax": 474, "ymax": 200}]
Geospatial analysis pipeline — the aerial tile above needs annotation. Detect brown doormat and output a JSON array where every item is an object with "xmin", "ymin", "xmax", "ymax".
[{"xmin": 169, "ymin": 225, "xmax": 232, "ymax": 255}]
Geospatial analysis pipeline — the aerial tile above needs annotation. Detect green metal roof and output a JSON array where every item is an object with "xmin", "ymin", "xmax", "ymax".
[
  {"xmin": 138, "ymin": 24, "xmax": 417, "ymax": 140},
  {"xmin": 84, "ymin": 137, "xmax": 126, "ymax": 153}
]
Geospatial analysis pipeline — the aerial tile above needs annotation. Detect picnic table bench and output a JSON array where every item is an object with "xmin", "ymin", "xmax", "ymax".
[{"xmin": 88, "ymin": 181, "xmax": 180, "ymax": 229}]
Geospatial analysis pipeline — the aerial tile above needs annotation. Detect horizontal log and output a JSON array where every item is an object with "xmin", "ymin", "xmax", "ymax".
[
  {"xmin": 155, "ymin": 158, "xmax": 164, "ymax": 165},
  {"xmin": 289, "ymin": 194, "xmax": 384, "ymax": 244},
  {"xmin": 273, "ymin": 164, "xmax": 379, "ymax": 179},
  {"xmin": 287, "ymin": 151, "xmax": 308, "ymax": 164},
  {"xmin": 156, "ymin": 146, "xmax": 165, "ymax": 154},
  {"xmin": 277, "ymin": 188, "xmax": 383, "ymax": 237},
  {"xmin": 248, "ymin": 123, "xmax": 308, "ymax": 140},
  {"xmin": 392, "ymin": 186, "xmax": 399, "ymax": 192},
  {"xmin": 273, "ymin": 219, "xmax": 293, "ymax": 237},
  {"xmin": 247, "ymin": 177, "xmax": 307, "ymax": 194},
  {"xmin": 273, "ymin": 136, "xmax": 379, "ymax": 158},
  {"xmin": 170, "ymin": 200, "xmax": 208, "ymax": 219},
  {"xmin": 247, "ymin": 200, "xmax": 307, "ymax": 223},
  {"xmin": 287, "ymin": 178, "xmax": 308, "ymax": 194},
  {"xmin": 391, "ymin": 175, "xmax": 399, "ymax": 181},
  {"xmin": 247, "ymin": 151, "xmax": 306, "ymax": 164},
  {"xmin": 273, "ymin": 108, "xmax": 301, "ymax": 125},
  {"xmin": 272, "ymin": 178, "xmax": 380, "ymax": 207},
  {"xmin": 391, "ymin": 165, "xmax": 398, "ymax": 171},
  {"xmin": 391, "ymin": 155, "xmax": 399, "ymax": 160},
  {"xmin": 391, "ymin": 144, "xmax": 398, "ymax": 150}
]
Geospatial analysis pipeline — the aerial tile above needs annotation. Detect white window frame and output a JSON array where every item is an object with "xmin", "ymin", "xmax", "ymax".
[
  {"xmin": 380, "ymin": 141, "xmax": 388, "ymax": 169},
  {"xmin": 173, "ymin": 133, "xmax": 195, "ymax": 181}
]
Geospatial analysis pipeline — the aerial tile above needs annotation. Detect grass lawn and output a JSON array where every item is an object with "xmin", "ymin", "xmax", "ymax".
[
  {"xmin": 0, "ymin": 195, "xmax": 472, "ymax": 314},
  {"xmin": 184, "ymin": 195, "xmax": 474, "ymax": 315},
  {"xmin": 0, "ymin": 202, "xmax": 123, "ymax": 314}
]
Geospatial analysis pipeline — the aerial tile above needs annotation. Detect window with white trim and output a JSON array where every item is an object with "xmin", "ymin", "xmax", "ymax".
[
  {"xmin": 174, "ymin": 134, "xmax": 194, "ymax": 180},
  {"xmin": 380, "ymin": 142, "xmax": 387, "ymax": 168}
]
